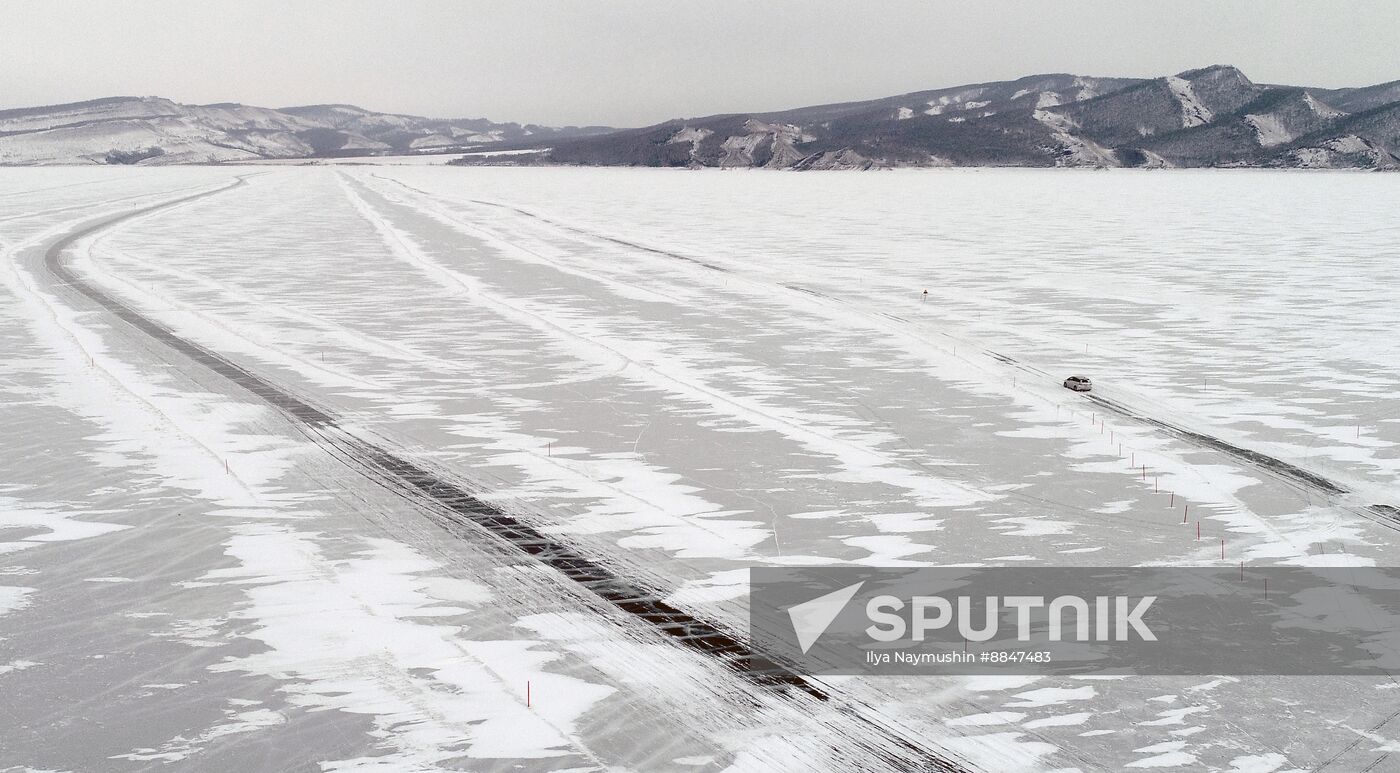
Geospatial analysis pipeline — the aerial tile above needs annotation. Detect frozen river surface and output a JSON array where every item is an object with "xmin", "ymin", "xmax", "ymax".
[{"xmin": 2, "ymin": 165, "xmax": 1399, "ymax": 771}]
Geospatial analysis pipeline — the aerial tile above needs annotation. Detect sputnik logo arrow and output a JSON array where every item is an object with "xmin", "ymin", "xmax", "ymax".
[{"xmin": 787, "ymin": 581, "xmax": 864, "ymax": 654}]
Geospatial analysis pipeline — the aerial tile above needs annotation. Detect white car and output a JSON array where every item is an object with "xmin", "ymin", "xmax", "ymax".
[{"xmin": 1063, "ymin": 375, "xmax": 1092, "ymax": 392}]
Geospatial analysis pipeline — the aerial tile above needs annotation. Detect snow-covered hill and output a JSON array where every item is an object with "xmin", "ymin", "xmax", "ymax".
[
  {"xmin": 7, "ymin": 66, "xmax": 1400, "ymax": 169},
  {"xmin": 0, "ymin": 97, "xmax": 612, "ymax": 165},
  {"xmin": 525, "ymin": 66, "xmax": 1400, "ymax": 170}
]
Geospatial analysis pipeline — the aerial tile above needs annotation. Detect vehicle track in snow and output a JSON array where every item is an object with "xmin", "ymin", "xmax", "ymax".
[
  {"xmin": 1086, "ymin": 392, "xmax": 1400, "ymax": 536},
  {"xmin": 370, "ymin": 175, "xmax": 1333, "ymax": 548},
  {"xmin": 34, "ymin": 176, "xmax": 981, "ymax": 773},
  {"xmin": 393, "ymin": 177, "xmax": 1398, "ymax": 545}
]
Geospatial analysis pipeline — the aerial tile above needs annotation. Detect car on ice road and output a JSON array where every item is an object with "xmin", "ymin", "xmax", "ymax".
[{"xmin": 1063, "ymin": 375, "xmax": 1092, "ymax": 392}]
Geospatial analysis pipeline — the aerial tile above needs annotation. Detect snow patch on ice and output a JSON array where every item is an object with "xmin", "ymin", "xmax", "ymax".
[
  {"xmin": 1126, "ymin": 740, "xmax": 1196, "ymax": 768},
  {"xmin": 0, "ymin": 497, "xmax": 129, "ymax": 554},
  {"xmin": 0, "ymin": 585, "xmax": 34, "ymax": 616},
  {"xmin": 991, "ymin": 516, "xmax": 1076, "ymax": 537},
  {"xmin": 208, "ymin": 525, "xmax": 614, "ymax": 764},
  {"xmin": 1023, "ymin": 712, "xmax": 1093, "ymax": 729},
  {"xmin": 664, "ymin": 569, "xmax": 751, "ymax": 605},
  {"xmin": 1006, "ymin": 686, "xmax": 1096, "ymax": 708},
  {"xmin": 1226, "ymin": 752, "xmax": 1290, "ymax": 772},
  {"xmin": 1140, "ymin": 706, "xmax": 1207, "ymax": 726},
  {"xmin": 111, "ymin": 705, "xmax": 286, "ymax": 763}
]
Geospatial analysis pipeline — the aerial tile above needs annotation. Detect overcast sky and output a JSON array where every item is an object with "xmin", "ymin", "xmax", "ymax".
[{"xmin": 4, "ymin": 0, "xmax": 1398, "ymax": 127}]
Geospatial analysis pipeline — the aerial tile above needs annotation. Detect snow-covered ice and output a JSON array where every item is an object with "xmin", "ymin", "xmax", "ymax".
[{"xmin": 3, "ymin": 165, "xmax": 1400, "ymax": 771}]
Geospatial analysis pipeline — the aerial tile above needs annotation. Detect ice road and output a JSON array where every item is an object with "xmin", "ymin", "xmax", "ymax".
[{"xmin": 2, "ymin": 165, "xmax": 1399, "ymax": 771}]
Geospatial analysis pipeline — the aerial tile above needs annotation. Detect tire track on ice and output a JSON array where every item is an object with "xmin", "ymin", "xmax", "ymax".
[
  {"xmin": 344, "ymin": 173, "xmax": 991, "ymax": 512},
  {"xmin": 38, "ymin": 172, "xmax": 979, "ymax": 772},
  {"xmin": 402, "ymin": 182, "xmax": 1378, "ymax": 553}
]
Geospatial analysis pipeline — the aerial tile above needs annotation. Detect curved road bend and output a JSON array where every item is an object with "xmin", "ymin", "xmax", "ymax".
[{"xmin": 33, "ymin": 176, "xmax": 978, "ymax": 773}]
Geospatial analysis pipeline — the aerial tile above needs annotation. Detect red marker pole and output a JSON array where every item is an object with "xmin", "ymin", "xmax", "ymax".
[{"xmin": 1196, "ymin": 521, "xmax": 1201, "ymax": 540}]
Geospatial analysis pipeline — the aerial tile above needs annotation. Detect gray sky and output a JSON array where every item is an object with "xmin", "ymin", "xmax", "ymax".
[{"xmin": 4, "ymin": 0, "xmax": 1398, "ymax": 127}]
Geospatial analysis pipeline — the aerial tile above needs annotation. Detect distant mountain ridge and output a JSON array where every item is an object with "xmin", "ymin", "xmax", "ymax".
[
  {"xmin": 0, "ymin": 96, "xmax": 611, "ymax": 165},
  {"xmin": 3, "ymin": 66, "xmax": 1398, "ymax": 168},
  {"xmin": 501, "ymin": 65, "xmax": 1400, "ymax": 170}
]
